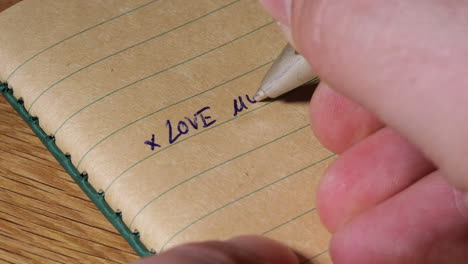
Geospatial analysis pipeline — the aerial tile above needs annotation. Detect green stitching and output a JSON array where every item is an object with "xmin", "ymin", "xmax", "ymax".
[
  {"xmin": 0, "ymin": 84, "xmax": 152, "ymax": 256},
  {"xmin": 1, "ymin": 0, "xmax": 329, "ymax": 257}
]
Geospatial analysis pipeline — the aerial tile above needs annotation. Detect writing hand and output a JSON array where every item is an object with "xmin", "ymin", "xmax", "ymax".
[{"xmin": 260, "ymin": 0, "xmax": 468, "ymax": 263}]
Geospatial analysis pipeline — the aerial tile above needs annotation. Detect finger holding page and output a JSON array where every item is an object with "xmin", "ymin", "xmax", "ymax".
[
  {"xmin": 134, "ymin": 236, "xmax": 299, "ymax": 264},
  {"xmin": 260, "ymin": 0, "xmax": 468, "ymax": 196}
]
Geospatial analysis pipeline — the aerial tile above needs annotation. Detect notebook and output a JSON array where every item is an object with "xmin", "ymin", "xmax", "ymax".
[{"xmin": 0, "ymin": 0, "xmax": 335, "ymax": 263}]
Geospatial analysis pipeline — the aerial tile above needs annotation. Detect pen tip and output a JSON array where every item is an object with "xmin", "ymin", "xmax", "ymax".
[{"xmin": 254, "ymin": 90, "xmax": 268, "ymax": 102}]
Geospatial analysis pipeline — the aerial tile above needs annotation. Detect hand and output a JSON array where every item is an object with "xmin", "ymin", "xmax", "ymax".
[
  {"xmin": 260, "ymin": 0, "xmax": 468, "ymax": 263},
  {"xmin": 134, "ymin": 236, "xmax": 299, "ymax": 264}
]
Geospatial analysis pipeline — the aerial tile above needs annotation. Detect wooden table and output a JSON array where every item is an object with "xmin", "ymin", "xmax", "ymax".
[{"xmin": 0, "ymin": 2, "xmax": 139, "ymax": 263}]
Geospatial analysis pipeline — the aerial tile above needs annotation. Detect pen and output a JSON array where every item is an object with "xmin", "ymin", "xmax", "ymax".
[{"xmin": 254, "ymin": 43, "xmax": 319, "ymax": 101}]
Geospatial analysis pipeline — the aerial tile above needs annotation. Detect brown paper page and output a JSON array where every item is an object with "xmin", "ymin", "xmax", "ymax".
[{"xmin": 0, "ymin": 0, "xmax": 335, "ymax": 262}]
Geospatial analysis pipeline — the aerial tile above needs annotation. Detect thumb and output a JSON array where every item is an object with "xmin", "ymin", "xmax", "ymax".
[
  {"xmin": 133, "ymin": 236, "xmax": 299, "ymax": 264},
  {"xmin": 260, "ymin": 0, "xmax": 468, "ymax": 196}
]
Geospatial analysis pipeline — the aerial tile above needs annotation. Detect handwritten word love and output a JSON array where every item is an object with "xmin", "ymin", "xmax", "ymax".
[
  {"xmin": 144, "ymin": 106, "xmax": 216, "ymax": 150},
  {"xmin": 167, "ymin": 106, "xmax": 216, "ymax": 144},
  {"xmin": 144, "ymin": 94, "xmax": 258, "ymax": 151}
]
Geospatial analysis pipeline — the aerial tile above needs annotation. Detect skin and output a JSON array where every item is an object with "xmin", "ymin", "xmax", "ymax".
[
  {"xmin": 137, "ymin": 0, "xmax": 468, "ymax": 263},
  {"xmin": 134, "ymin": 236, "xmax": 300, "ymax": 264}
]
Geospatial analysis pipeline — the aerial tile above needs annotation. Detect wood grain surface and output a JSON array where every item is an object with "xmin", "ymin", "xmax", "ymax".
[
  {"xmin": 0, "ymin": 0, "xmax": 21, "ymax": 11},
  {"xmin": 0, "ymin": 2, "xmax": 139, "ymax": 263},
  {"xmin": 0, "ymin": 85, "xmax": 139, "ymax": 264}
]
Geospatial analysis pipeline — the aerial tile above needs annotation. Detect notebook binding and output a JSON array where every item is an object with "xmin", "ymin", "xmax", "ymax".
[{"xmin": 0, "ymin": 82, "xmax": 153, "ymax": 257}]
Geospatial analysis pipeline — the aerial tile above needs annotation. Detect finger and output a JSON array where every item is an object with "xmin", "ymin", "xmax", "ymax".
[
  {"xmin": 330, "ymin": 172, "xmax": 468, "ymax": 264},
  {"xmin": 134, "ymin": 235, "xmax": 299, "ymax": 264},
  {"xmin": 261, "ymin": 0, "xmax": 468, "ymax": 192},
  {"xmin": 310, "ymin": 81, "xmax": 383, "ymax": 154},
  {"xmin": 318, "ymin": 127, "xmax": 434, "ymax": 232}
]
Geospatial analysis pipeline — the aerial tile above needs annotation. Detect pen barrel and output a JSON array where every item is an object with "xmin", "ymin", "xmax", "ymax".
[
  {"xmin": 267, "ymin": 59, "xmax": 316, "ymax": 98},
  {"xmin": 260, "ymin": 44, "xmax": 318, "ymax": 99}
]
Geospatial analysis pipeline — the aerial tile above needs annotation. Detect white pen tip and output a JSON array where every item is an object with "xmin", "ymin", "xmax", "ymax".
[{"xmin": 254, "ymin": 90, "xmax": 268, "ymax": 101}]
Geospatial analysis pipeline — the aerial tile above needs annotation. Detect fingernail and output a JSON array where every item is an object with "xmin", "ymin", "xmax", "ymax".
[
  {"xmin": 260, "ymin": 0, "xmax": 294, "ymax": 46},
  {"xmin": 454, "ymin": 189, "xmax": 468, "ymax": 219},
  {"xmin": 276, "ymin": 21, "xmax": 294, "ymax": 47}
]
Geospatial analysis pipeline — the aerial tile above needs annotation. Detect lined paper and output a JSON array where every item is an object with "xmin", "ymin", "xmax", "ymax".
[{"xmin": 0, "ymin": 0, "xmax": 334, "ymax": 262}]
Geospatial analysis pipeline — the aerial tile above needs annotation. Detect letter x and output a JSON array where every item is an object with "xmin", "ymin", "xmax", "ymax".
[{"xmin": 144, "ymin": 134, "xmax": 161, "ymax": 150}]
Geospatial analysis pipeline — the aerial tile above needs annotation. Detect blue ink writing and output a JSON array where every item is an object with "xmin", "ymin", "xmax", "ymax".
[
  {"xmin": 185, "ymin": 115, "xmax": 198, "ymax": 129},
  {"xmin": 167, "ymin": 106, "xmax": 217, "ymax": 144},
  {"xmin": 246, "ymin": 94, "xmax": 257, "ymax": 104},
  {"xmin": 144, "ymin": 134, "xmax": 161, "ymax": 150},
  {"xmin": 196, "ymin": 106, "xmax": 216, "ymax": 127},
  {"xmin": 167, "ymin": 119, "xmax": 183, "ymax": 144},
  {"xmin": 233, "ymin": 94, "xmax": 257, "ymax": 117}
]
